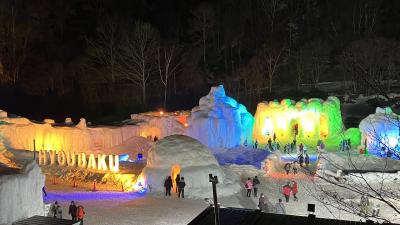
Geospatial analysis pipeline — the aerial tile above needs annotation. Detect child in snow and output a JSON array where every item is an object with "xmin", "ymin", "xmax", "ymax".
[
  {"xmin": 76, "ymin": 204, "xmax": 85, "ymax": 225},
  {"xmin": 245, "ymin": 178, "xmax": 253, "ymax": 197},
  {"xmin": 282, "ymin": 182, "xmax": 291, "ymax": 203}
]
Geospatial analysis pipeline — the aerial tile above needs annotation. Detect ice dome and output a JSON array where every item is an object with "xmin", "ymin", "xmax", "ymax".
[
  {"xmin": 187, "ymin": 85, "xmax": 254, "ymax": 148},
  {"xmin": 359, "ymin": 107, "xmax": 400, "ymax": 159},
  {"xmin": 140, "ymin": 135, "xmax": 241, "ymax": 197}
]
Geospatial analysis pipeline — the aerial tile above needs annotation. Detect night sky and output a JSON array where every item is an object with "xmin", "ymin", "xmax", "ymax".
[{"xmin": 0, "ymin": 0, "xmax": 399, "ymax": 123}]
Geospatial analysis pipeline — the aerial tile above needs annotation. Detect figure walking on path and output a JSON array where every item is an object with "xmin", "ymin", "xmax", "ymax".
[
  {"xmin": 291, "ymin": 180, "xmax": 298, "ymax": 201},
  {"xmin": 282, "ymin": 182, "xmax": 291, "ymax": 203},
  {"xmin": 292, "ymin": 161, "xmax": 298, "ymax": 175},
  {"xmin": 175, "ymin": 174, "xmax": 180, "ymax": 193},
  {"xmin": 76, "ymin": 204, "xmax": 85, "ymax": 225},
  {"xmin": 69, "ymin": 201, "xmax": 77, "ymax": 222},
  {"xmin": 275, "ymin": 199, "xmax": 286, "ymax": 214},
  {"xmin": 284, "ymin": 162, "xmax": 291, "ymax": 175},
  {"xmin": 258, "ymin": 193, "xmax": 269, "ymax": 212},
  {"xmin": 164, "ymin": 176, "xmax": 173, "ymax": 196},
  {"xmin": 178, "ymin": 177, "xmax": 186, "ymax": 198},
  {"xmin": 245, "ymin": 178, "xmax": 253, "ymax": 197},
  {"xmin": 298, "ymin": 154, "xmax": 304, "ymax": 167},
  {"xmin": 253, "ymin": 176, "xmax": 260, "ymax": 197},
  {"xmin": 305, "ymin": 154, "xmax": 310, "ymax": 167}
]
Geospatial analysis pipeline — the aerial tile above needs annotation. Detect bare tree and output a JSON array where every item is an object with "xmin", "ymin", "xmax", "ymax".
[
  {"xmin": 85, "ymin": 16, "xmax": 121, "ymax": 83},
  {"xmin": 0, "ymin": 2, "xmax": 30, "ymax": 84},
  {"xmin": 259, "ymin": 42, "xmax": 286, "ymax": 93},
  {"xmin": 157, "ymin": 43, "xmax": 181, "ymax": 108},
  {"xmin": 189, "ymin": 2, "xmax": 215, "ymax": 68},
  {"xmin": 259, "ymin": 0, "xmax": 287, "ymax": 35},
  {"xmin": 306, "ymin": 112, "xmax": 400, "ymax": 222},
  {"xmin": 340, "ymin": 38, "xmax": 400, "ymax": 99},
  {"xmin": 117, "ymin": 21, "xmax": 159, "ymax": 106}
]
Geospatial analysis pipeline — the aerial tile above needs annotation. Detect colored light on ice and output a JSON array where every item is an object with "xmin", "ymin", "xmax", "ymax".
[
  {"xmin": 387, "ymin": 136, "xmax": 398, "ymax": 148},
  {"xmin": 261, "ymin": 118, "xmax": 274, "ymax": 136}
]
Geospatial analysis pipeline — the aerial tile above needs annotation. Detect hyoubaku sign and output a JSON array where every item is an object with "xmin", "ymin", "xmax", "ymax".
[{"xmin": 38, "ymin": 150, "xmax": 119, "ymax": 172}]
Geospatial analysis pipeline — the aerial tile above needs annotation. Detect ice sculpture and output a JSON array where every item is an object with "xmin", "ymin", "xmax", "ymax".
[
  {"xmin": 359, "ymin": 107, "xmax": 400, "ymax": 159},
  {"xmin": 187, "ymin": 85, "xmax": 254, "ymax": 148},
  {"xmin": 253, "ymin": 97, "xmax": 344, "ymax": 146},
  {"xmin": 139, "ymin": 135, "xmax": 241, "ymax": 197}
]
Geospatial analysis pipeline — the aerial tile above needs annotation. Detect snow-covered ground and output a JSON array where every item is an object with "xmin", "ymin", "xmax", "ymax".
[{"xmin": 40, "ymin": 160, "xmax": 400, "ymax": 225}]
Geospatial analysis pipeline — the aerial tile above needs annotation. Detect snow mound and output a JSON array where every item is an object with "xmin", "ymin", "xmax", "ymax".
[
  {"xmin": 0, "ymin": 160, "xmax": 45, "ymax": 224},
  {"xmin": 140, "ymin": 135, "xmax": 241, "ymax": 198},
  {"xmin": 187, "ymin": 85, "xmax": 254, "ymax": 148}
]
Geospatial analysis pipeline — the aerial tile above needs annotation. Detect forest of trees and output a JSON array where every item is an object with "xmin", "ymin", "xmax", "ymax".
[{"xmin": 0, "ymin": 0, "xmax": 399, "ymax": 122}]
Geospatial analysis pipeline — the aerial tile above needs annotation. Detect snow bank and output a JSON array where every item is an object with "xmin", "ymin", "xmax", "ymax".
[
  {"xmin": 0, "ymin": 161, "xmax": 45, "ymax": 224},
  {"xmin": 140, "ymin": 135, "xmax": 241, "ymax": 198},
  {"xmin": 359, "ymin": 107, "xmax": 400, "ymax": 159},
  {"xmin": 0, "ymin": 115, "xmax": 142, "ymax": 154},
  {"xmin": 187, "ymin": 85, "xmax": 254, "ymax": 148}
]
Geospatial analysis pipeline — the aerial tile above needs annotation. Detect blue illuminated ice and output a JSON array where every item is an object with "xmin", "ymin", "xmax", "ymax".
[
  {"xmin": 187, "ymin": 85, "xmax": 254, "ymax": 148},
  {"xmin": 359, "ymin": 107, "xmax": 400, "ymax": 159}
]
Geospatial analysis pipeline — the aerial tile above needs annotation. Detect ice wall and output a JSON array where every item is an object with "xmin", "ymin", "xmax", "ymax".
[
  {"xmin": 140, "ymin": 135, "xmax": 241, "ymax": 197},
  {"xmin": 130, "ymin": 112, "xmax": 188, "ymax": 140},
  {"xmin": 0, "ymin": 114, "xmax": 141, "ymax": 154},
  {"xmin": 253, "ymin": 97, "xmax": 343, "ymax": 146},
  {"xmin": 359, "ymin": 107, "xmax": 400, "ymax": 159},
  {"xmin": 187, "ymin": 85, "xmax": 254, "ymax": 148},
  {"xmin": 0, "ymin": 161, "xmax": 45, "ymax": 224}
]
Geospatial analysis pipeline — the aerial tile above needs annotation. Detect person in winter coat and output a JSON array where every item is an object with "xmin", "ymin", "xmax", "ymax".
[
  {"xmin": 298, "ymin": 154, "xmax": 304, "ymax": 167},
  {"xmin": 275, "ymin": 199, "xmax": 286, "ymax": 214},
  {"xmin": 305, "ymin": 154, "xmax": 310, "ymax": 167},
  {"xmin": 282, "ymin": 182, "xmax": 291, "ymax": 202},
  {"xmin": 252, "ymin": 176, "xmax": 260, "ymax": 197},
  {"xmin": 164, "ymin": 176, "xmax": 173, "ymax": 196},
  {"xmin": 284, "ymin": 163, "xmax": 291, "ymax": 175},
  {"xmin": 258, "ymin": 193, "xmax": 268, "ymax": 212},
  {"xmin": 51, "ymin": 201, "xmax": 61, "ymax": 218},
  {"xmin": 68, "ymin": 201, "xmax": 77, "ymax": 222},
  {"xmin": 175, "ymin": 174, "xmax": 180, "ymax": 193},
  {"xmin": 292, "ymin": 161, "xmax": 298, "ymax": 175},
  {"xmin": 291, "ymin": 180, "xmax": 298, "ymax": 201},
  {"xmin": 245, "ymin": 178, "xmax": 253, "ymax": 197},
  {"xmin": 76, "ymin": 204, "xmax": 85, "ymax": 225},
  {"xmin": 178, "ymin": 177, "xmax": 186, "ymax": 198}
]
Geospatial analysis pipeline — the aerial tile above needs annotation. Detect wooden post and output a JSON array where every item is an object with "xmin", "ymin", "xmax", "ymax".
[
  {"xmin": 33, "ymin": 139, "xmax": 36, "ymax": 160},
  {"xmin": 93, "ymin": 180, "xmax": 96, "ymax": 192},
  {"xmin": 73, "ymin": 177, "xmax": 76, "ymax": 188},
  {"xmin": 121, "ymin": 182, "xmax": 124, "ymax": 192},
  {"xmin": 53, "ymin": 175, "xmax": 56, "ymax": 185}
]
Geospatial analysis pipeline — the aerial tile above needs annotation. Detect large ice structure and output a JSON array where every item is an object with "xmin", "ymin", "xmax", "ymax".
[
  {"xmin": 187, "ymin": 85, "xmax": 254, "ymax": 148},
  {"xmin": 359, "ymin": 107, "xmax": 400, "ymax": 159},
  {"xmin": 139, "ymin": 135, "xmax": 241, "ymax": 197},
  {"xmin": 130, "ymin": 111, "xmax": 189, "ymax": 140},
  {"xmin": 0, "ymin": 112, "xmax": 145, "ymax": 154},
  {"xmin": 0, "ymin": 160, "xmax": 45, "ymax": 224},
  {"xmin": 253, "ymin": 97, "xmax": 347, "ymax": 147}
]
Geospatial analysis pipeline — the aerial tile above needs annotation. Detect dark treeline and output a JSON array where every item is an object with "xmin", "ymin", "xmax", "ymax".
[{"xmin": 0, "ymin": 0, "xmax": 399, "ymax": 123}]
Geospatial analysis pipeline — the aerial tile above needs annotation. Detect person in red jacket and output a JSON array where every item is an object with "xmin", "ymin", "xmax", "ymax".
[
  {"xmin": 76, "ymin": 204, "xmax": 85, "ymax": 225},
  {"xmin": 291, "ymin": 180, "xmax": 298, "ymax": 201},
  {"xmin": 282, "ymin": 182, "xmax": 291, "ymax": 203}
]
